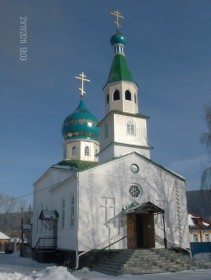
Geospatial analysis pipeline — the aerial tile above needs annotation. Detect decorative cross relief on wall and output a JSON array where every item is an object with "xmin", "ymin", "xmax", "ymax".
[{"xmin": 100, "ymin": 197, "xmax": 115, "ymax": 226}]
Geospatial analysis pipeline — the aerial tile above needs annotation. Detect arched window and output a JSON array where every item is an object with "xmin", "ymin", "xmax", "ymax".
[
  {"xmin": 72, "ymin": 146, "xmax": 76, "ymax": 156},
  {"xmin": 70, "ymin": 194, "xmax": 75, "ymax": 227},
  {"xmin": 113, "ymin": 89, "xmax": 120, "ymax": 101},
  {"xmin": 36, "ymin": 210, "xmax": 39, "ymax": 233},
  {"xmin": 125, "ymin": 90, "xmax": 132, "ymax": 101},
  {"xmin": 61, "ymin": 199, "xmax": 65, "ymax": 229},
  {"xmin": 85, "ymin": 146, "xmax": 90, "ymax": 156},
  {"xmin": 134, "ymin": 94, "xmax": 137, "ymax": 104},
  {"xmin": 107, "ymin": 94, "xmax": 110, "ymax": 104},
  {"xmin": 127, "ymin": 120, "xmax": 135, "ymax": 136}
]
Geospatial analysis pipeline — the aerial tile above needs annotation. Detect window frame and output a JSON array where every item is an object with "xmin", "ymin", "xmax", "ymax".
[
  {"xmin": 193, "ymin": 233, "xmax": 198, "ymax": 242},
  {"xmin": 104, "ymin": 123, "xmax": 108, "ymax": 138},
  {"xmin": 125, "ymin": 90, "xmax": 132, "ymax": 101},
  {"xmin": 72, "ymin": 146, "xmax": 76, "ymax": 157},
  {"xmin": 127, "ymin": 120, "xmax": 136, "ymax": 136},
  {"xmin": 113, "ymin": 89, "xmax": 120, "ymax": 101},
  {"xmin": 85, "ymin": 146, "xmax": 90, "ymax": 156},
  {"xmin": 205, "ymin": 233, "xmax": 210, "ymax": 242}
]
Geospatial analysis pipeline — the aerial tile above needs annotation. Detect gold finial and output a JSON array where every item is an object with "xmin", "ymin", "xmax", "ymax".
[
  {"xmin": 111, "ymin": 10, "xmax": 124, "ymax": 30},
  {"xmin": 75, "ymin": 72, "xmax": 90, "ymax": 99}
]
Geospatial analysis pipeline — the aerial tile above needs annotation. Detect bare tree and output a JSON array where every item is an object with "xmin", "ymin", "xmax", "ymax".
[
  {"xmin": 0, "ymin": 192, "xmax": 29, "ymax": 235},
  {"xmin": 200, "ymin": 104, "xmax": 211, "ymax": 153},
  {"xmin": 2, "ymin": 194, "xmax": 17, "ymax": 232},
  {"xmin": 17, "ymin": 199, "xmax": 27, "ymax": 212}
]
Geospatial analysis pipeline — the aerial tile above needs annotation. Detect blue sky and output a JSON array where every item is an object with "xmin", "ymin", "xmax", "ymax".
[{"xmin": 0, "ymin": 0, "xmax": 211, "ymax": 206}]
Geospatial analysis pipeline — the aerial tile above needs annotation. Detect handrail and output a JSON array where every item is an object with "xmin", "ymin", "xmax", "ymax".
[
  {"xmin": 75, "ymin": 235, "xmax": 127, "ymax": 269},
  {"xmin": 34, "ymin": 237, "xmax": 57, "ymax": 250},
  {"xmin": 33, "ymin": 237, "xmax": 57, "ymax": 260},
  {"xmin": 155, "ymin": 235, "xmax": 192, "ymax": 257}
]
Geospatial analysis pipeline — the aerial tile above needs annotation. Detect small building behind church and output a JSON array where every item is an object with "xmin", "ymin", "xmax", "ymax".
[
  {"xmin": 189, "ymin": 213, "xmax": 211, "ymax": 243},
  {"xmin": 32, "ymin": 12, "xmax": 190, "ymax": 266},
  {"xmin": 0, "ymin": 232, "xmax": 11, "ymax": 253}
]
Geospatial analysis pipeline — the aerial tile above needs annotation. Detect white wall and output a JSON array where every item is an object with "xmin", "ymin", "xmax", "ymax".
[
  {"xmin": 51, "ymin": 176, "xmax": 78, "ymax": 250},
  {"xmin": 32, "ymin": 167, "xmax": 77, "ymax": 248},
  {"xmin": 77, "ymin": 152, "xmax": 189, "ymax": 252}
]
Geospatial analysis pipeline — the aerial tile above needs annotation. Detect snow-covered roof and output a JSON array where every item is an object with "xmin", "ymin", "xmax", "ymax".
[
  {"xmin": 11, "ymin": 237, "xmax": 28, "ymax": 243},
  {"xmin": 188, "ymin": 213, "xmax": 211, "ymax": 229},
  {"xmin": 39, "ymin": 210, "xmax": 59, "ymax": 220},
  {"xmin": 0, "ymin": 232, "xmax": 10, "ymax": 240}
]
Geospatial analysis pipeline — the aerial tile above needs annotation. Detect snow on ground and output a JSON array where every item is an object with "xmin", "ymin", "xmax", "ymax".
[{"xmin": 0, "ymin": 251, "xmax": 211, "ymax": 280}]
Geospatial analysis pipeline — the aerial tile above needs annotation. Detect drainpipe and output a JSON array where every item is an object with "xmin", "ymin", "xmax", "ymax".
[{"xmin": 162, "ymin": 212, "xmax": 167, "ymax": 249}]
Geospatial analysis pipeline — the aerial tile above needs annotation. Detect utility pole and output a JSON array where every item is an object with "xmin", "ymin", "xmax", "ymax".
[{"xmin": 20, "ymin": 207, "xmax": 24, "ymax": 257}]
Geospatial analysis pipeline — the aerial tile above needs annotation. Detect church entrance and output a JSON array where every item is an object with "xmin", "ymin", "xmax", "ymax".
[
  {"xmin": 126, "ymin": 201, "xmax": 164, "ymax": 249},
  {"xmin": 127, "ymin": 213, "xmax": 155, "ymax": 249}
]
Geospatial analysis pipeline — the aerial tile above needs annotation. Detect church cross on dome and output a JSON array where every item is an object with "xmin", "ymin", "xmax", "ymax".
[
  {"xmin": 75, "ymin": 72, "xmax": 90, "ymax": 99},
  {"xmin": 111, "ymin": 10, "xmax": 124, "ymax": 30}
]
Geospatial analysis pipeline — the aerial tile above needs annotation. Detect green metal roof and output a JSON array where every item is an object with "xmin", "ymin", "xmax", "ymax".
[
  {"xmin": 55, "ymin": 160, "xmax": 98, "ymax": 171},
  {"xmin": 107, "ymin": 54, "xmax": 133, "ymax": 84},
  {"xmin": 54, "ymin": 152, "xmax": 185, "ymax": 181}
]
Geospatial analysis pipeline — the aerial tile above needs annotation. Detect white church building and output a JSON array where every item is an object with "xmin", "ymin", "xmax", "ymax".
[{"xmin": 32, "ymin": 12, "xmax": 190, "ymax": 266}]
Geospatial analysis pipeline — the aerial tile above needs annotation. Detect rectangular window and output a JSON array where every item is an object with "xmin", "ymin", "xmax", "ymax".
[
  {"xmin": 205, "ymin": 233, "xmax": 210, "ymax": 242},
  {"xmin": 72, "ymin": 147, "xmax": 76, "ymax": 156},
  {"xmin": 193, "ymin": 234, "xmax": 198, "ymax": 242},
  {"xmin": 127, "ymin": 121, "xmax": 135, "ymax": 136},
  {"xmin": 85, "ymin": 146, "xmax": 90, "ymax": 156}
]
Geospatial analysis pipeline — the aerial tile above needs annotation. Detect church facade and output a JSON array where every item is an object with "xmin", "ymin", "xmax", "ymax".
[{"xmin": 32, "ymin": 12, "xmax": 190, "ymax": 265}]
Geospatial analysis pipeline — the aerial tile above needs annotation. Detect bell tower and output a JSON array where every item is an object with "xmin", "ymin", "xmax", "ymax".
[{"xmin": 98, "ymin": 11, "xmax": 151, "ymax": 163}]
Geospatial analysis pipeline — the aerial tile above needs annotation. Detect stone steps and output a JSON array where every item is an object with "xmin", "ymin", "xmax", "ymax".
[{"xmin": 92, "ymin": 248, "xmax": 211, "ymax": 275}]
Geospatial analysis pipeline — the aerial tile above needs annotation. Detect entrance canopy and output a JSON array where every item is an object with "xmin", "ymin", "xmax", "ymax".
[
  {"xmin": 122, "ymin": 201, "xmax": 164, "ymax": 214},
  {"xmin": 39, "ymin": 210, "xmax": 59, "ymax": 220}
]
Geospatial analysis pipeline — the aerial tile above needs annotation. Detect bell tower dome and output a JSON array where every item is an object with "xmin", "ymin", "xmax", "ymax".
[
  {"xmin": 98, "ymin": 11, "xmax": 151, "ymax": 163},
  {"xmin": 103, "ymin": 11, "xmax": 139, "ymax": 115}
]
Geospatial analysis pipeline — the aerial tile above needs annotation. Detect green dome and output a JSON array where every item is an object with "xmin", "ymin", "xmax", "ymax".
[
  {"xmin": 62, "ymin": 99, "xmax": 99, "ymax": 141},
  {"xmin": 110, "ymin": 32, "xmax": 126, "ymax": 46}
]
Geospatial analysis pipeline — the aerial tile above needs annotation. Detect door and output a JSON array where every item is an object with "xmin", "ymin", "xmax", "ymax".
[
  {"xmin": 136, "ymin": 213, "xmax": 155, "ymax": 248},
  {"xmin": 127, "ymin": 213, "xmax": 155, "ymax": 249},
  {"xmin": 127, "ymin": 213, "xmax": 136, "ymax": 249}
]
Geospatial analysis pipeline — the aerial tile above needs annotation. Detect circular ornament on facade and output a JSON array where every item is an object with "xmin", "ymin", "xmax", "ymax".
[
  {"xmin": 129, "ymin": 185, "xmax": 141, "ymax": 198},
  {"xmin": 130, "ymin": 164, "xmax": 139, "ymax": 173}
]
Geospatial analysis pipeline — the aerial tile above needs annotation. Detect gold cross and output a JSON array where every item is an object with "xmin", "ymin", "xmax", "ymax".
[
  {"xmin": 111, "ymin": 10, "xmax": 124, "ymax": 30},
  {"xmin": 75, "ymin": 72, "xmax": 90, "ymax": 99}
]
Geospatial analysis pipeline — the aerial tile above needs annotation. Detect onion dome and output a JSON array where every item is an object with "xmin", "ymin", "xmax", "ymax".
[
  {"xmin": 62, "ymin": 99, "xmax": 99, "ymax": 141},
  {"xmin": 106, "ymin": 31, "xmax": 133, "ymax": 84},
  {"xmin": 110, "ymin": 32, "xmax": 126, "ymax": 47}
]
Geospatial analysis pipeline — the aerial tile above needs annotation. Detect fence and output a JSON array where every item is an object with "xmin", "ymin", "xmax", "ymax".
[{"xmin": 190, "ymin": 242, "xmax": 211, "ymax": 256}]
